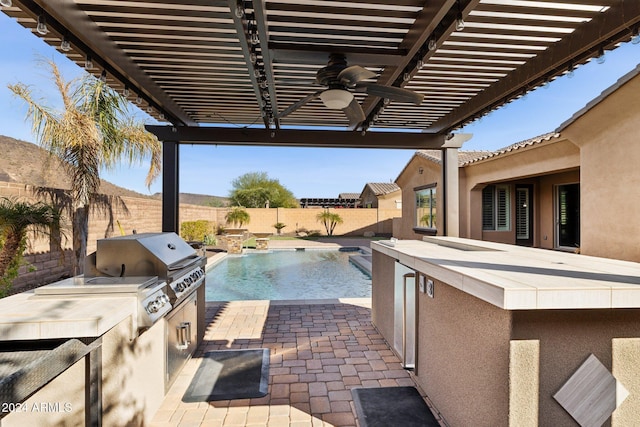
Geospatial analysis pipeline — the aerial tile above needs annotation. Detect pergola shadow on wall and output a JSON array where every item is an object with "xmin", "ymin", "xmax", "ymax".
[{"xmin": 3, "ymin": 1, "xmax": 639, "ymax": 234}]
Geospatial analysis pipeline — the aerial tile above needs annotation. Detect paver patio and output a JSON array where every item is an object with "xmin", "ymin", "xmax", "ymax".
[{"xmin": 150, "ymin": 299, "xmax": 446, "ymax": 427}]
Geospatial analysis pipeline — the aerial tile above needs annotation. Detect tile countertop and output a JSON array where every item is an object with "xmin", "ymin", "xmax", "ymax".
[
  {"xmin": 0, "ymin": 286, "xmax": 137, "ymax": 341},
  {"xmin": 371, "ymin": 237, "xmax": 640, "ymax": 310}
]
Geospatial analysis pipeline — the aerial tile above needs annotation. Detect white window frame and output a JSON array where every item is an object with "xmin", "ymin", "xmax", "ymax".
[{"xmin": 415, "ymin": 185, "xmax": 437, "ymax": 230}]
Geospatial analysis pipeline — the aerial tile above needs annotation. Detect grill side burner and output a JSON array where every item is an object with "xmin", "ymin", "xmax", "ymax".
[{"xmin": 34, "ymin": 276, "xmax": 173, "ymax": 332}]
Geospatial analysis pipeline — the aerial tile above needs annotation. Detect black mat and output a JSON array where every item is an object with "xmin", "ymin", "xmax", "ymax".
[
  {"xmin": 352, "ymin": 386, "xmax": 440, "ymax": 427},
  {"xmin": 182, "ymin": 348, "xmax": 269, "ymax": 402}
]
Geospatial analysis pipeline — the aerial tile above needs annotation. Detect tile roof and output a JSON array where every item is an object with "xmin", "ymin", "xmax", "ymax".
[
  {"xmin": 396, "ymin": 132, "xmax": 562, "ymax": 183},
  {"xmin": 413, "ymin": 132, "xmax": 561, "ymax": 167},
  {"xmin": 460, "ymin": 132, "xmax": 561, "ymax": 166},
  {"xmin": 339, "ymin": 193, "xmax": 361, "ymax": 199},
  {"xmin": 415, "ymin": 150, "xmax": 492, "ymax": 165},
  {"xmin": 364, "ymin": 183, "xmax": 401, "ymax": 196}
]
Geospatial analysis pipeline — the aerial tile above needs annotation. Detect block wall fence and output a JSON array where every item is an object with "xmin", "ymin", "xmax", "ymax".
[{"xmin": 0, "ymin": 181, "xmax": 399, "ymax": 290}]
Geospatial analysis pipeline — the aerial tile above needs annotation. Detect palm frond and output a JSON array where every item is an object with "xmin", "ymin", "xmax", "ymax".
[
  {"xmin": 0, "ymin": 197, "xmax": 63, "ymax": 239},
  {"xmin": 7, "ymin": 82, "xmax": 63, "ymax": 153}
]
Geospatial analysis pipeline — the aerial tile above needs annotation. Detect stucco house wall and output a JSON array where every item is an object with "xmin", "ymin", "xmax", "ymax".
[
  {"xmin": 560, "ymin": 66, "xmax": 640, "ymax": 262},
  {"xmin": 395, "ymin": 155, "xmax": 441, "ymax": 239},
  {"xmin": 461, "ymin": 137, "xmax": 580, "ymax": 244}
]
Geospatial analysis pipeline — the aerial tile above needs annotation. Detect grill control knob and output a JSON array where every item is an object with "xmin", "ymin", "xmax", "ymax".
[
  {"xmin": 176, "ymin": 282, "xmax": 185, "ymax": 292},
  {"xmin": 147, "ymin": 301, "xmax": 159, "ymax": 314}
]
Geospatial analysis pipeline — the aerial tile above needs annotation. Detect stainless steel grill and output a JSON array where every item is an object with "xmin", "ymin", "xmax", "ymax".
[
  {"xmin": 35, "ymin": 232, "xmax": 206, "ymax": 334},
  {"xmin": 89, "ymin": 232, "xmax": 207, "ymax": 305}
]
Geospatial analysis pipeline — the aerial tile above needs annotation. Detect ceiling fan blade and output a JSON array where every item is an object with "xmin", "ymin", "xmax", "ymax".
[
  {"xmin": 277, "ymin": 91, "xmax": 323, "ymax": 119},
  {"xmin": 358, "ymin": 82, "xmax": 424, "ymax": 105},
  {"xmin": 338, "ymin": 65, "xmax": 377, "ymax": 86},
  {"xmin": 342, "ymin": 98, "xmax": 366, "ymax": 127}
]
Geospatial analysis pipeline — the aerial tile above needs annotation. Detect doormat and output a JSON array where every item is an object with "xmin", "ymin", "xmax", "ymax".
[
  {"xmin": 182, "ymin": 348, "xmax": 269, "ymax": 402},
  {"xmin": 351, "ymin": 386, "xmax": 440, "ymax": 427}
]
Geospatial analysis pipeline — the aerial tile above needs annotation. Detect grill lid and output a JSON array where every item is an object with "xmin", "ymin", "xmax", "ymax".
[{"xmin": 95, "ymin": 232, "xmax": 198, "ymax": 278}]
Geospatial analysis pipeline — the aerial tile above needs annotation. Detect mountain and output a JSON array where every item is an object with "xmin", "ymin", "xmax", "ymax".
[
  {"xmin": 151, "ymin": 192, "xmax": 230, "ymax": 207},
  {"xmin": 0, "ymin": 135, "xmax": 229, "ymax": 205},
  {"xmin": 0, "ymin": 135, "xmax": 153, "ymax": 197}
]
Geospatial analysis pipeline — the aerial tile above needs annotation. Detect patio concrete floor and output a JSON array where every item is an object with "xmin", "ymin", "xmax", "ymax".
[{"xmin": 149, "ymin": 299, "xmax": 446, "ymax": 427}]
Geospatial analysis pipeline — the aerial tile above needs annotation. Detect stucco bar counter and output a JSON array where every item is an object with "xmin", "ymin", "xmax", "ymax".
[
  {"xmin": 0, "ymin": 289, "xmax": 165, "ymax": 427},
  {"xmin": 371, "ymin": 237, "xmax": 640, "ymax": 427}
]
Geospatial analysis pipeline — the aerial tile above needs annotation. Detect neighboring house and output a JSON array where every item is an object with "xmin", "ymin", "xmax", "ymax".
[
  {"xmin": 359, "ymin": 183, "xmax": 402, "ymax": 209},
  {"xmin": 395, "ymin": 64, "xmax": 640, "ymax": 263}
]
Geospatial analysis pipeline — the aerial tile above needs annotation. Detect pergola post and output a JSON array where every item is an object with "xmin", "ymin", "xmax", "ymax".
[
  {"xmin": 441, "ymin": 134, "xmax": 472, "ymax": 237},
  {"xmin": 162, "ymin": 141, "xmax": 179, "ymax": 233}
]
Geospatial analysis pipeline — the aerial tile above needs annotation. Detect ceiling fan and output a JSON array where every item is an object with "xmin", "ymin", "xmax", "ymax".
[{"xmin": 276, "ymin": 53, "xmax": 424, "ymax": 126}]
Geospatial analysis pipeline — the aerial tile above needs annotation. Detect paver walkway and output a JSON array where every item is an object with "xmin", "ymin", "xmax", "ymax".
[{"xmin": 150, "ymin": 299, "xmax": 445, "ymax": 427}]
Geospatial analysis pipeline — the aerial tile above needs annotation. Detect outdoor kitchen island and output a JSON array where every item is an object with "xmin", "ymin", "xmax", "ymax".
[
  {"xmin": 0, "ymin": 233, "xmax": 206, "ymax": 427},
  {"xmin": 371, "ymin": 237, "xmax": 640, "ymax": 427}
]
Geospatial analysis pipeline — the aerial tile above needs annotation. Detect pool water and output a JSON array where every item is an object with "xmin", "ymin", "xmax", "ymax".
[{"xmin": 205, "ymin": 250, "xmax": 371, "ymax": 301}]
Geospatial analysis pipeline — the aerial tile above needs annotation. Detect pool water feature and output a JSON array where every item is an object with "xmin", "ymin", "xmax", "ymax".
[{"xmin": 205, "ymin": 250, "xmax": 371, "ymax": 301}]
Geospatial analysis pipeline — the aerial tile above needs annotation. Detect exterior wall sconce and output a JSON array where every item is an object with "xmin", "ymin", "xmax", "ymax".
[{"xmin": 418, "ymin": 167, "xmax": 424, "ymax": 174}]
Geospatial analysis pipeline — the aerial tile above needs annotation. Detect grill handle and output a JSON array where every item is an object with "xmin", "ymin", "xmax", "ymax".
[
  {"xmin": 177, "ymin": 322, "xmax": 191, "ymax": 349},
  {"xmin": 167, "ymin": 255, "xmax": 202, "ymax": 271}
]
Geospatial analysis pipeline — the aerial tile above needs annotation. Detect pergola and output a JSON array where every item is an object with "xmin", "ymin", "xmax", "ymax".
[{"xmin": 3, "ymin": 0, "xmax": 639, "ymax": 233}]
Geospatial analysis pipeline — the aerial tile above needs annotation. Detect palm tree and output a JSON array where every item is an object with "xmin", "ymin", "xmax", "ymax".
[
  {"xmin": 8, "ymin": 60, "xmax": 161, "ymax": 274},
  {"xmin": 316, "ymin": 210, "xmax": 343, "ymax": 236},
  {"xmin": 225, "ymin": 207, "xmax": 251, "ymax": 228},
  {"xmin": 0, "ymin": 198, "xmax": 62, "ymax": 295}
]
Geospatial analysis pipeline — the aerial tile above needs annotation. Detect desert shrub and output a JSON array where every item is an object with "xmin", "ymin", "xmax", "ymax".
[{"xmin": 181, "ymin": 220, "xmax": 215, "ymax": 242}]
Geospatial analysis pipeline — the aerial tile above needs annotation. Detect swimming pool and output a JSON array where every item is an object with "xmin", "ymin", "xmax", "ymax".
[{"xmin": 205, "ymin": 250, "xmax": 371, "ymax": 301}]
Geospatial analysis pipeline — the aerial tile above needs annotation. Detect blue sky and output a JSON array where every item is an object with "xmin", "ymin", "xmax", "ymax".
[{"xmin": 1, "ymin": 12, "xmax": 638, "ymax": 198}]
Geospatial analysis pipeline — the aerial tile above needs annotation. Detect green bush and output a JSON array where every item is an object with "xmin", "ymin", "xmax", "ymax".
[
  {"xmin": 225, "ymin": 207, "xmax": 250, "ymax": 227},
  {"xmin": 273, "ymin": 222, "xmax": 286, "ymax": 234},
  {"xmin": 180, "ymin": 220, "xmax": 215, "ymax": 242}
]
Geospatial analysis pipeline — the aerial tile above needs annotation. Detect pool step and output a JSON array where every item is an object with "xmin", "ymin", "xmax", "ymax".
[{"xmin": 349, "ymin": 253, "xmax": 372, "ymax": 276}]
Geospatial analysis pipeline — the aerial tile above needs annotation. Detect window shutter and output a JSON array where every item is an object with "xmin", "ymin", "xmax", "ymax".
[
  {"xmin": 482, "ymin": 187, "xmax": 495, "ymax": 230},
  {"xmin": 516, "ymin": 188, "xmax": 529, "ymax": 239},
  {"xmin": 496, "ymin": 186, "xmax": 510, "ymax": 230}
]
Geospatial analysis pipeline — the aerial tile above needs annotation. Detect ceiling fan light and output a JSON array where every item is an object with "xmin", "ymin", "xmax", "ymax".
[
  {"xmin": 0, "ymin": 0, "xmax": 12, "ymax": 8},
  {"xmin": 320, "ymin": 89, "xmax": 353, "ymax": 109}
]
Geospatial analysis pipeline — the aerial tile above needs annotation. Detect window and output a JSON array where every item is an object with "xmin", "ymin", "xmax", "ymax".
[
  {"xmin": 482, "ymin": 185, "xmax": 510, "ymax": 231},
  {"xmin": 415, "ymin": 186, "xmax": 436, "ymax": 229}
]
